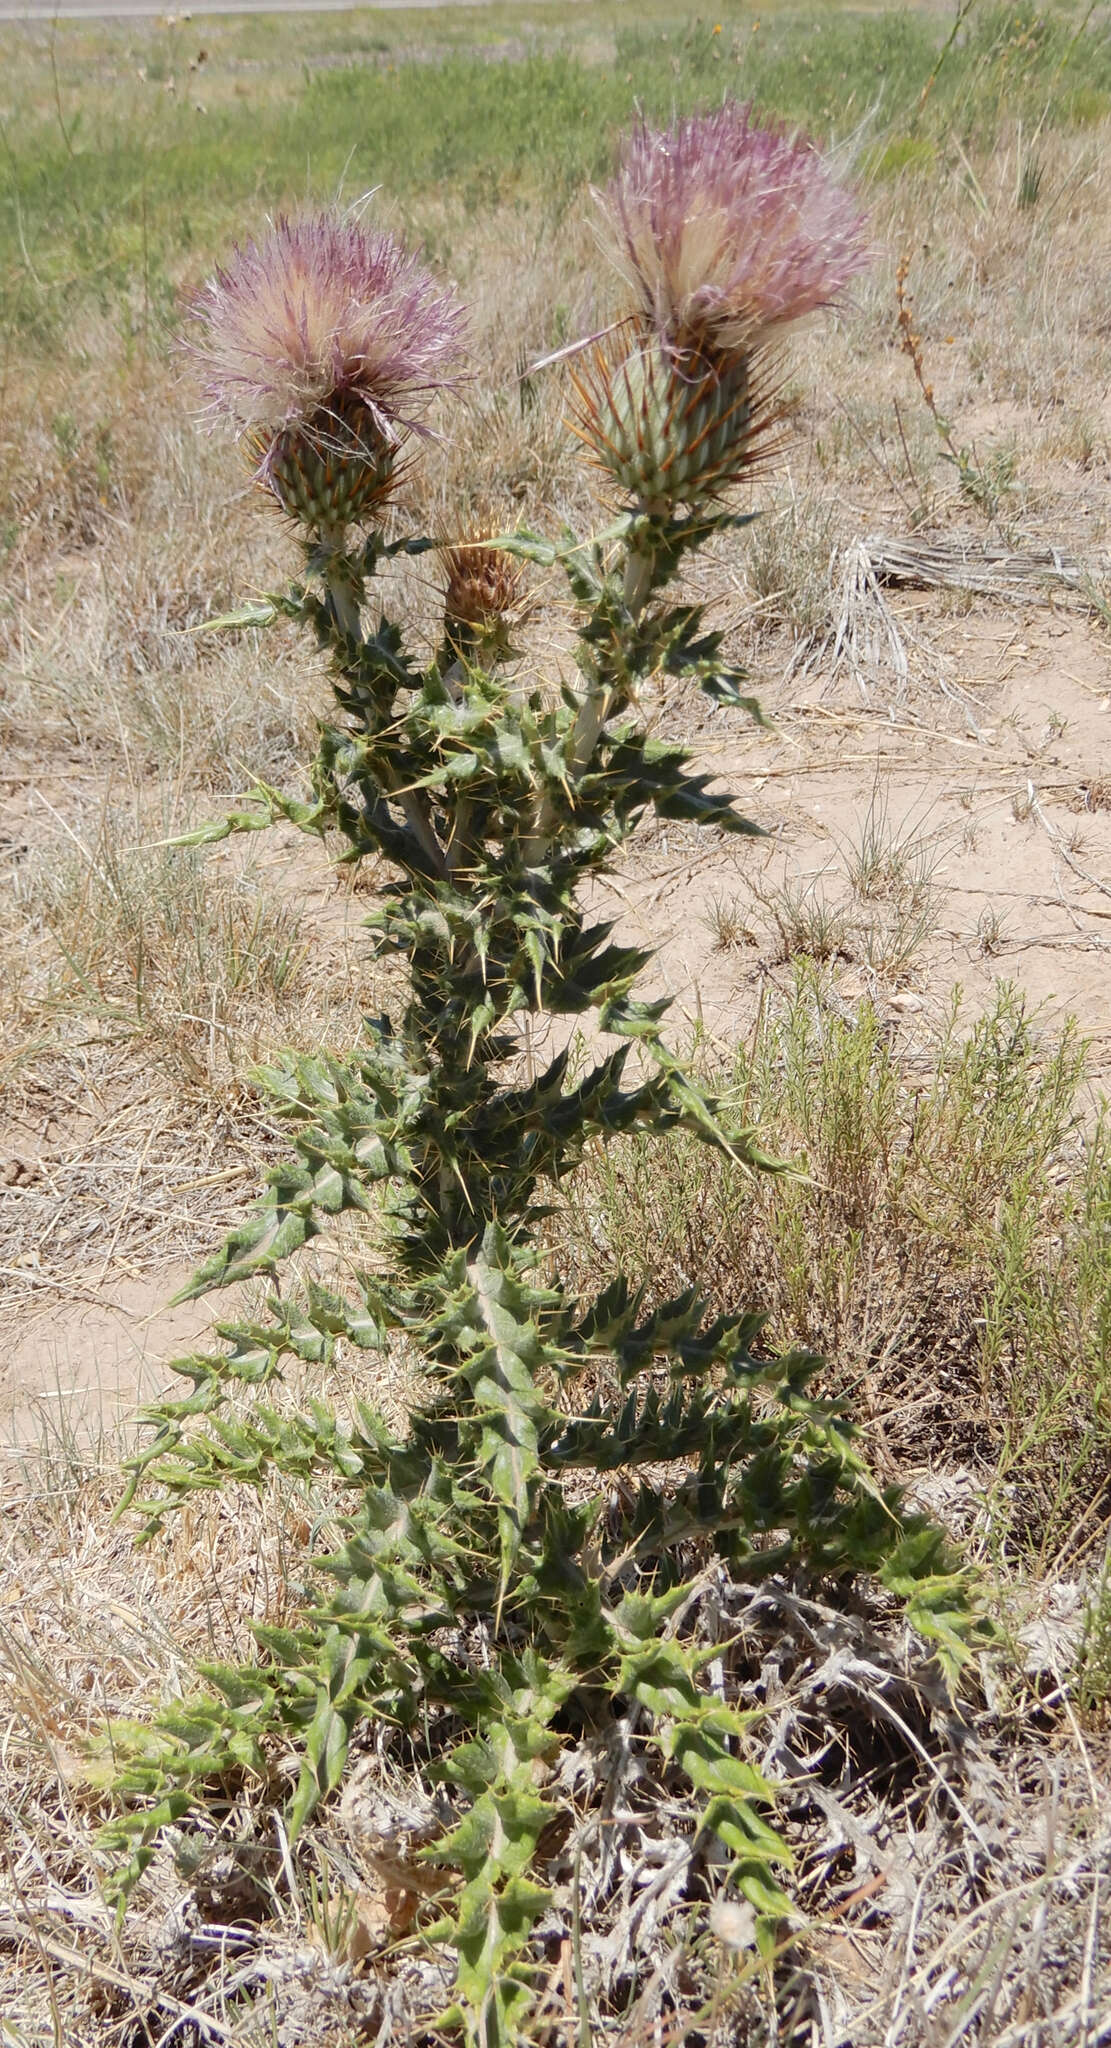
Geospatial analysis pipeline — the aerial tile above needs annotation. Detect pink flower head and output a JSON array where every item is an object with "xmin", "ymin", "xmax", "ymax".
[
  {"xmin": 596, "ymin": 105, "xmax": 869, "ymax": 357},
  {"xmin": 188, "ymin": 213, "xmax": 467, "ymax": 459}
]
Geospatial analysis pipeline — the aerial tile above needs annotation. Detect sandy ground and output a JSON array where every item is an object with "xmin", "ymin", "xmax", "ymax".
[{"xmin": 628, "ymin": 605, "xmax": 1111, "ymax": 1066}]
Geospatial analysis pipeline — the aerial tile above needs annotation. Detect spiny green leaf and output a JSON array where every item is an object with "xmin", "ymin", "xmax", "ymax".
[
  {"xmin": 618, "ymin": 1641, "xmax": 701, "ymax": 1718},
  {"xmin": 461, "ymin": 1235, "xmax": 548, "ymax": 1541},
  {"xmin": 483, "ymin": 527, "xmax": 559, "ymax": 567}
]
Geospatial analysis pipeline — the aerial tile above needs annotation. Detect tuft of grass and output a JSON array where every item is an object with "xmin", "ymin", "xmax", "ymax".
[
  {"xmin": 843, "ymin": 783, "xmax": 942, "ymax": 904},
  {"xmin": 977, "ymin": 905, "xmax": 1007, "ymax": 956},
  {"xmin": 861, "ymin": 884, "xmax": 940, "ymax": 980},
  {"xmin": 570, "ymin": 972, "xmax": 1107, "ymax": 1566},
  {"xmin": 14, "ymin": 816, "xmax": 310, "ymax": 1087},
  {"xmin": 745, "ymin": 787, "xmax": 944, "ymax": 983},
  {"xmin": 742, "ymin": 481, "xmax": 840, "ymax": 643},
  {"xmin": 755, "ymin": 874, "xmax": 856, "ymax": 964},
  {"xmin": 704, "ymin": 891, "xmax": 757, "ymax": 953},
  {"xmin": 1017, "ymin": 149, "xmax": 1045, "ymax": 208},
  {"xmin": 843, "ymin": 785, "xmax": 944, "ymax": 978}
]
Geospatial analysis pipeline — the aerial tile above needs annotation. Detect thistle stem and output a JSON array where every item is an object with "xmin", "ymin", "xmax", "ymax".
[
  {"xmin": 323, "ymin": 549, "xmax": 364, "ymax": 645},
  {"xmin": 622, "ymin": 542, "xmax": 655, "ymax": 618},
  {"xmin": 522, "ymin": 533, "xmax": 657, "ymax": 870},
  {"xmin": 325, "ymin": 548, "xmax": 451, "ymax": 882},
  {"xmin": 400, "ymin": 793, "xmax": 451, "ymax": 879},
  {"xmin": 566, "ymin": 682, "xmax": 614, "ymax": 782}
]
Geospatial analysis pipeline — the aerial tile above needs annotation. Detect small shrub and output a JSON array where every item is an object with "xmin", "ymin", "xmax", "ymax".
[{"xmin": 581, "ymin": 973, "xmax": 1106, "ymax": 1562}]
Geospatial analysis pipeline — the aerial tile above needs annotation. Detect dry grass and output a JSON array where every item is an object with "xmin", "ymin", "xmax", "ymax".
[
  {"xmin": 570, "ymin": 971, "xmax": 1109, "ymax": 1559},
  {"xmin": 4, "ymin": 1413, "xmax": 1110, "ymax": 2044},
  {"xmin": 4, "ymin": 4, "xmax": 1111, "ymax": 2039}
]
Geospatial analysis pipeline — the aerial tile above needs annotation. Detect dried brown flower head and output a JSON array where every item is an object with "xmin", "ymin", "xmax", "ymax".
[{"xmin": 442, "ymin": 537, "xmax": 524, "ymax": 631}]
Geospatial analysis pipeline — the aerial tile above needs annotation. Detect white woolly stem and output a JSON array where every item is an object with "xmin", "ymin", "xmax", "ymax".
[
  {"xmin": 325, "ymin": 546, "xmax": 451, "ymax": 880},
  {"xmin": 622, "ymin": 543, "xmax": 655, "ymax": 618},
  {"xmin": 523, "ymin": 530, "xmax": 657, "ymax": 869},
  {"xmin": 323, "ymin": 548, "xmax": 363, "ymax": 643}
]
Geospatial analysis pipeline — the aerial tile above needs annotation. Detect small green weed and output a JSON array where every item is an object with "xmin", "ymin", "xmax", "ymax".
[{"xmin": 1077, "ymin": 1559, "xmax": 1111, "ymax": 1721}]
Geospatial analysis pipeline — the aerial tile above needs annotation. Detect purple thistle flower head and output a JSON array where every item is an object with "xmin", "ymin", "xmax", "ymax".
[
  {"xmin": 187, "ymin": 213, "xmax": 467, "ymax": 528},
  {"xmin": 595, "ymin": 105, "xmax": 869, "ymax": 358},
  {"xmin": 190, "ymin": 213, "xmax": 466, "ymax": 441}
]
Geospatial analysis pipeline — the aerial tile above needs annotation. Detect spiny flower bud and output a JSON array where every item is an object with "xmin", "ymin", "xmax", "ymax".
[
  {"xmin": 442, "ymin": 537, "xmax": 523, "ymax": 631},
  {"xmin": 595, "ymin": 104, "xmax": 869, "ymax": 361},
  {"xmin": 571, "ymin": 105, "xmax": 866, "ymax": 514},
  {"xmin": 248, "ymin": 393, "xmax": 400, "ymax": 533},
  {"xmin": 187, "ymin": 214, "xmax": 466, "ymax": 535},
  {"xmin": 569, "ymin": 324, "xmax": 780, "ymax": 512}
]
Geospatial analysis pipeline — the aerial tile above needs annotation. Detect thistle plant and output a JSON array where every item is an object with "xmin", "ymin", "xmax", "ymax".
[{"xmin": 109, "ymin": 113, "xmax": 982, "ymax": 2044}]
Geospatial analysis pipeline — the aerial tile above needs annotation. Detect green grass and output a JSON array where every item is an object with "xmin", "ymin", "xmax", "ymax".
[
  {"xmin": 1078, "ymin": 1559, "xmax": 1111, "ymax": 1719},
  {"xmin": 4, "ymin": 1, "xmax": 1111, "ymax": 344},
  {"xmin": 569, "ymin": 970, "xmax": 1111, "ymax": 1570}
]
